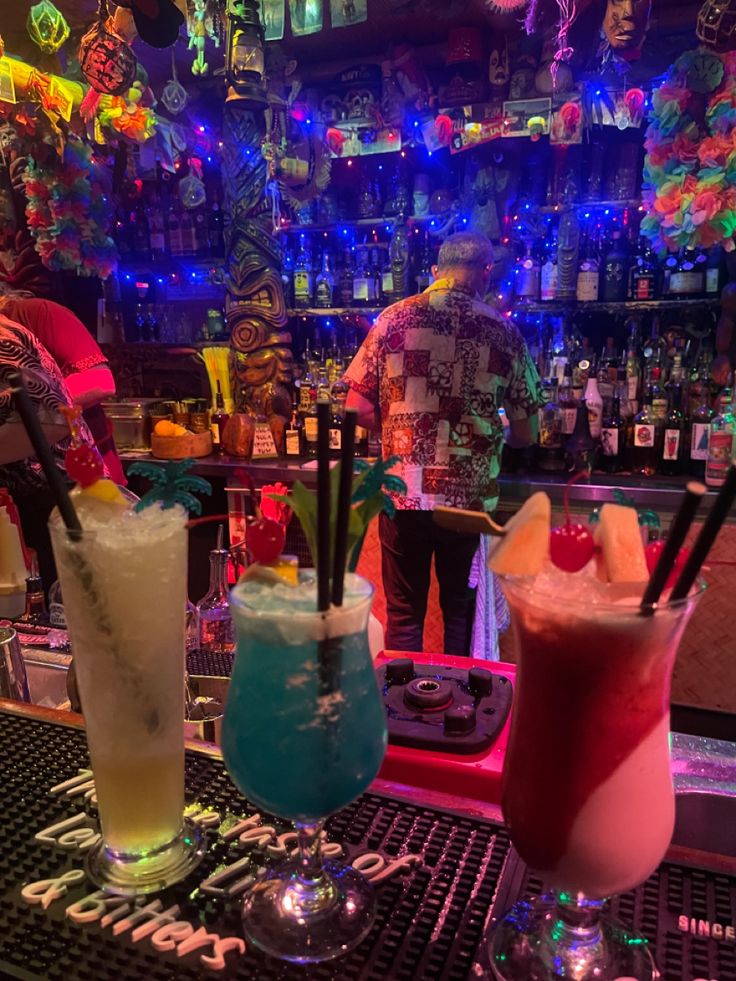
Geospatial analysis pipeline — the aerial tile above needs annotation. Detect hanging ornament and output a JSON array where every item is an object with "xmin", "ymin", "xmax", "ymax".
[
  {"xmin": 179, "ymin": 166, "xmax": 207, "ymax": 208},
  {"xmin": 189, "ymin": 0, "xmax": 220, "ymax": 76},
  {"xmin": 697, "ymin": 0, "xmax": 736, "ymax": 50},
  {"xmin": 161, "ymin": 50, "xmax": 188, "ymax": 113},
  {"xmin": 26, "ymin": 0, "xmax": 70, "ymax": 54},
  {"xmin": 79, "ymin": 0, "xmax": 137, "ymax": 96}
]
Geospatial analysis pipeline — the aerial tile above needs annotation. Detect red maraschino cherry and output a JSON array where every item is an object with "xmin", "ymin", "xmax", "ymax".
[
  {"xmin": 549, "ymin": 471, "xmax": 596, "ymax": 573},
  {"xmin": 645, "ymin": 540, "xmax": 690, "ymax": 589},
  {"xmin": 65, "ymin": 444, "xmax": 105, "ymax": 487},
  {"xmin": 248, "ymin": 517, "xmax": 286, "ymax": 565}
]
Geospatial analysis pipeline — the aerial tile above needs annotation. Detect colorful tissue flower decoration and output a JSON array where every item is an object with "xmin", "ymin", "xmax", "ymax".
[
  {"xmin": 23, "ymin": 138, "xmax": 117, "ymax": 278},
  {"xmin": 642, "ymin": 47, "xmax": 736, "ymax": 252}
]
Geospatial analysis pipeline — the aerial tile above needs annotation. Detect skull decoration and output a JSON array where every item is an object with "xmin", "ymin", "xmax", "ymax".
[
  {"xmin": 697, "ymin": 0, "xmax": 736, "ymax": 49},
  {"xmin": 346, "ymin": 89, "xmax": 375, "ymax": 123},
  {"xmin": 78, "ymin": 2, "xmax": 137, "ymax": 96}
]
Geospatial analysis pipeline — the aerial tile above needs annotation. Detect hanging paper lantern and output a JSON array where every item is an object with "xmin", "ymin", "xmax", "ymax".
[
  {"xmin": 179, "ymin": 172, "xmax": 207, "ymax": 209},
  {"xmin": 79, "ymin": 1, "xmax": 137, "ymax": 96},
  {"xmin": 27, "ymin": 1, "xmax": 70, "ymax": 54},
  {"xmin": 161, "ymin": 78, "xmax": 188, "ymax": 114}
]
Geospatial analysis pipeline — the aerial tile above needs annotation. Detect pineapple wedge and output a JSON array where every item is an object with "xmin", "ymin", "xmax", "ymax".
[
  {"xmin": 489, "ymin": 492, "xmax": 551, "ymax": 576},
  {"xmin": 596, "ymin": 503, "xmax": 648, "ymax": 583}
]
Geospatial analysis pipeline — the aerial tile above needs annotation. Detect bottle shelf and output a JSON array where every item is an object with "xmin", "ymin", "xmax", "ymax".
[
  {"xmin": 288, "ymin": 307, "xmax": 385, "ymax": 317},
  {"xmin": 538, "ymin": 199, "xmax": 642, "ymax": 214},
  {"xmin": 518, "ymin": 297, "xmax": 720, "ymax": 314},
  {"xmin": 280, "ymin": 216, "xmax": 435, "ymax": 234}
]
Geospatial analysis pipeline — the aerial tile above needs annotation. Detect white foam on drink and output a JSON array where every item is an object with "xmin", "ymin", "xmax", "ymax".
[{"xmin": 230, "ymin": 573, "xmax": 373, "ymax": 645}]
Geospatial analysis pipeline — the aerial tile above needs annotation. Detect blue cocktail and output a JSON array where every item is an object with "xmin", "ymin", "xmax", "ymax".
[{"xmin": 222, "ymin": 572, "xmax": 387, "ymax": 962}]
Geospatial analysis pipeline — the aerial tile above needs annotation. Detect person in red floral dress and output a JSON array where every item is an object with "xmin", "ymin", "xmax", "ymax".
[{"xmin": 345, "ymin": 232, "xmax": 541, "ymax": 655}]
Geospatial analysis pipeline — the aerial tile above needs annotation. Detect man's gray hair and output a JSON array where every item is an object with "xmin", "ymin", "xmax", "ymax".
[{"xmin": 437, "ymin": 232, "xmax": 493, "ymax": 271}]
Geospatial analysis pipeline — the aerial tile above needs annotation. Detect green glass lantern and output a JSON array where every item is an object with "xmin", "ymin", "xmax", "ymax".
[{"xmin": 27, "ymin": 0, "xmax": 70, "ymax": 54}]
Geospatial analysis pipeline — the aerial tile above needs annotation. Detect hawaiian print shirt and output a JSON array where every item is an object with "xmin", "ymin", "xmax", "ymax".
[
  {"xmin": 0, "ymin": 317, "xmax": 98, "ymax": 497},
  {"xmin": 344, "ymin": 284, "xmax": 541, "ymax": 511}
]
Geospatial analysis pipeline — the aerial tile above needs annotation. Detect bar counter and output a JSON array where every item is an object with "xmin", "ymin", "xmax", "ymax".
[{"xmin": 120, "ymin": 453, "xmax": 736, "ymax": 716}]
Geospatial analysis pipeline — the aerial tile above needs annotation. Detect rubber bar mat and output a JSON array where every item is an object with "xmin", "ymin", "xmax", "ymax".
[
  {"xmin": 0, "ymin": 709, "xmax": 732, "ymax": 981},
  {"xmin": 186, "ymin": 649, "xmax": 234, "ymax": 678}
]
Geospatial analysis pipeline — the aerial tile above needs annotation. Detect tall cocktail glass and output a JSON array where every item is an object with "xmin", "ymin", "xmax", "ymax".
[
  {"xmin": 222, "ymin": 572, "xmax": 387, "ymax": 963},
  {"xmin": 489, "ymin": 574, "xmax": 703, "ymax": 980},
  {"xmin": 49, "ymin": 505, "xmax": 205, "ymax": 896}
]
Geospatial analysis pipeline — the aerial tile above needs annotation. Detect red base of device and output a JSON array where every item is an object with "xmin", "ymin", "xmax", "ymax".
[{"xmin": 375, "ymin": 650, "xmax": 516, "ymax": 806}]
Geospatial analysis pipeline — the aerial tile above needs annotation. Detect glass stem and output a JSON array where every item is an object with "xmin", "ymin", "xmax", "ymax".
[
  {"xmin": 295, "ymin": 820, "xmax": 326, "ymax": 885},
  {"xmin": 552, "ymin": 891, "xmax": 604, "ymax": 944}
]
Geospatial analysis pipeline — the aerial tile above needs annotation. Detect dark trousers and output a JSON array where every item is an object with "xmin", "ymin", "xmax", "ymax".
[{"xmin": 379, "ymin": 511, "xmax": 479, "ymax": 656}]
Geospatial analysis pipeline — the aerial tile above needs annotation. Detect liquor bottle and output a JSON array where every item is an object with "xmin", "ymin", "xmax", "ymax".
[
  {"xmin": 576, "ymin": 233, "xmax": 599, "ymax": 302},
  {"xmin": 597, "ymin": 344, "xmax": 615, "ymax": 411},
  {"xmin": 625, "ymin": 327, "xmax": 641, "ymax": 416},
  {"xmin": 537, "ymin": 379, "xmax": 564, "ymax": 471},
  {"xmin": 357, "ymin": 174, "xmax": 376, "ymax": 219},
  {"xmin": 210, "ymin": 381, "xmax": 229, "ymax": 453},
  {"xmin": 294, "ymin": 235, "xmax": 313, "ymax": 309},
  {"xmin": 208, "ymin": 189, "xmax": 225, "ymax": 257},
  {"xmin": 660, "ymin": 384, "xmax": 684, "ymax": 476},
  {"xmin": 565, "ymin": 399, "xmax": 597, "ymax": 472},
  {"xmin": 355, "ymin": 425, "xmax": 369, "ymax": 457},
  {"xmin": 148, "ymin": 192, "xmax": 166, "ymax": 259},
  {"xmin": 381, "ymin": 249, "xmax": 395, "ymax": 302},
  {"xmin": 167, "ymin": 200, "xmax": 183, "ymax": 257},
  {"xmin": 584, "ymin": 371, "xmax": 603, "ymax": 439},
  {"xmin": 601, "ymin": 230, "xmax": 628, "ymax": 301},
  {"xmin": 668, "ymin": 248, "xmax": 704, "ymax": 298},
  {"xmin": 628, "ymin": 237, "xmax": 657, "ymax": 300},
  {"xmin": 353, "ymin": 247, "xmax": 373, "ymax": 306},
  {"xmin": 304, "ymin": 399, "xmax": 319, "ymax": 458},
  {"xmin": 282, "ymin": 245, "xmax": 295, "ymax": 308},
  {"xmin": 315, "ymin": 251, "xmax": 335, "ymax": 308},
  {"xmin": 631, "ymin": 386, "xmax": 661, "ymax": 476},
  {"xmin": 180, "ymin": 208, "xmax": 197, "ymax": 255},
  {"xmin": 370, "ymin": 248, "xmax": 383, "ymax": 303},
  {"xmin": 705, "ymin": 385, "xmax": 734, "ymax": 488},
  {"xmin": 661, "ymin": 252, "xmax": 678, "ymax": 296},
  {"xmin": 338, "ymin": 248, "xmax": 355, "ymax": 307},
  {"xmin": 689, "ymin": 373, "xmax": 716, "ymax": 478},
  {"xmin": 285, "ymin": 401, "xmax": 304, "ymax": 457},
  {"xmin": 540, "ymin": 233, "xmax": 558, "ymax": 302},
  {"xmin": 195, "ymin": 530, "xmax": 235, "ymax": 654},
  {"xmin": 558, "ymin": 363, "xmax": 578, "ymax": 437},
  {"xmin": 600, "ymin": 396, "xmax": 625, "ymax": 473},
  {"xmin": 415, "ymin": 234, "xmax": 432, "ymax": 293},
  {"xmin": 329, "ymin": 392, "xmax": 344, "ymax": 458},
  {"xmin": 515, "ymin": 241, "xmax": 541, "ymax": 305},
  {"xmin": 705, "ymin": 246, "xmax": 721, "ymax": 298}
]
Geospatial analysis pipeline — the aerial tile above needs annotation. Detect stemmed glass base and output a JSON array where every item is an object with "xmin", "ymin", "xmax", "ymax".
[
  {"xmin": 86, "ymin": 818, "xmax": 206, "ymax": 898},
  {"xmin": 241, "ymin": 823, "xmax": 376, "ymax": 963},
  {"xmin": 489, "ymin": 892, "xmax": 659, "ymax": 980}
]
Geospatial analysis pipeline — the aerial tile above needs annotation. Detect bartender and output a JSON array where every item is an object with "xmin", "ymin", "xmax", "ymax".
[
  {"xmin": 344, "ymin": 232, "xmax": 541, "ymax": 657},
  {"xmin": 0, "ymin": 291, "xmax": 124, "ymax": 484}
]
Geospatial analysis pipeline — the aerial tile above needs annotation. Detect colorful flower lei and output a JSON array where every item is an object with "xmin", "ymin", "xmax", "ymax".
[
  {"xmin": 641, "ymin": 48, "xmax": 736, "ymax": 253},
  {"xmin": 23, "ymin": 139, "xmax": 118, "ymax": 279}
]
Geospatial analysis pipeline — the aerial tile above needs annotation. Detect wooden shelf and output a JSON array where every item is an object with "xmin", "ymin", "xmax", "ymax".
[
  {"xmin": 538, "ymin": 199, "xmax": 641, "ymax": 214},
  {"xmin": 517, "ymin": 298, "xmax": 720, "ymax": 314},
  {"xmin": 287, "ymin": 307, "xmax": 384, "ymax": 316},
  {"xmin": 279, "ymin": 215, "xmax": 435, "ymax": 234}
]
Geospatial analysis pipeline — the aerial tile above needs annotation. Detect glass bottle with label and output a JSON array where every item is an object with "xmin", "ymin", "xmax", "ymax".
[
  {"xmin": 516, "ymin": 241, "xmax": 541, "ymax": 305},
  {"xmin": 380, "ymin": 249, "xmax": 395, "ymax": 303},
  {"xmin": 294, "ymin": 235, "xmax": 313, "ymax": 309},
  {"xmin": 329, "ymin": 394, "xmax": 344, "ymax": 459},
  {"xmin": 540, "ymin": 233, "xmax": 558, "ymax": 302},
  {"xmin": 583, "ymin": 372, "xmax": 603, "ymax": 439},
  {"xmin": 576, "ymin": 233, "xmax": 599, "ymax": 302},
  {"xmin": 628, "ymin": 237, "xmax": 657, "ymax": 300},
  {"xmin": 352, "ymin": 247, "xmax": 374, "ymax": 307},
  {"xmin": 705, "ymin": 385, "xmax": 734, "ymax": 488},
  {"xmin": 600, "ymin": 396, "xmax": 625, "ymax": 474},
  {"xmin": 537, "ymin": 379, "xmax": 564, "ymax": 471},
  {"xmin": 689, "ymin": 374, "xmax": 716, "ymax": 479},
  {"xmin": 196, "ymin": 529, "xmax": 235, "ymax": 655},
  {"xmin": 210, "ymin": 381, "xmax": 229, "ymax": 453},
  {"xmin": 338, "ymin": 248, "xmax": 355, "ymax": 307},
  {"xmin": 668, "ymin": 248, "xmax": 704, "ymax": 298},
  {"xmin": 659, "ymin": 385, "xmax": 684, "ymax": 477},
  {"xmin": 631, "ymin": 386, "xmax": 661, "ymax": 476},
  {"xmin": 285, "ymin": 401, "xmax": 304, "ymax": 457},
  {"xmin": 415, "ymin": 234, "xmax": 433, "ymax": 293},
  {"xmin": 565, "ymin": 399, "xmax": 597, "ymax": 472},
  {"xmin": 304, "ymin": 399, "xmax": 319, "ymax": 458},
  {"xmin": 601, "ymin": 230, "xmax": 628, "ymax": 301},
  {"xmin": 558, "ymin": 363, "xmax": 578, "ymax": 437},
  {"xmin": 370, "ymin": 249, "xmax": 383, "ymax": 304},
  {"xmin": 315, "ymin": 251, "xmax": 335, "ymax": 309}
]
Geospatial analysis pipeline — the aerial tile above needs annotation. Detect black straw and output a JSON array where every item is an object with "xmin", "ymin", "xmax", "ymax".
[
  {"xmin": 316, "ymin": 400, "xmax": 331, "ymax": 613},
  {"xmin": 8, "ymin": 371, "xmax": 82, "ymax": 537},
  {"xmin": 671, "ymin": 465, "xmax": 736, "ymax": 602},
  {"xmin": 640, "ymin": 481, "xmax": 706, "ymax": 611},
  {"xmin": 331, "ymin": 409, "xmax": 357, "ymax": 607}
]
